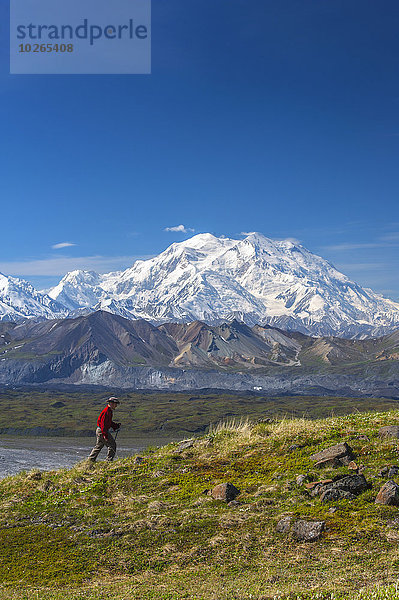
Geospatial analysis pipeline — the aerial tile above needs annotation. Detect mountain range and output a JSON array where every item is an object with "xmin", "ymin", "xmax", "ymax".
[
  {"xmin": 0, "ymin": 310, "xmax": 398, "ymax": 396},
  {"xmin": 1, "ymin": 233, "xmax": 399, "ymax": 338}
]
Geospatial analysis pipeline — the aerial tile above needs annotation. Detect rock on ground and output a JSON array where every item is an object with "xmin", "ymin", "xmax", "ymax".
[
  {"xmin": 310, "ymin": 442, "xmax": 355, "ymax": 468},
  {"xmin": 375, "ymin": 481, "xmax": 399, "ymax": 506},
  {"xmin": 379, "ymin": 426, "xmax": 399, "ymax": 439},
  {"xmin": 320, "ymin": 489, "xmax": 357, "ymax": 502},
  {"xmin": 276, "ymin": 516, "xmax": 292, "ymax": 533},
  {"xmin": 292, "ymin": 520, "xmax": 325, "ymax": 542},
  {"xmin": 276, "ymin": 517, "xmax": 325, "ymax": 542},
  {"xmin": 211, "ymin": 482, "xmax": 240, "ymax": 502},
  {"xmin": 318, "ymin": 474, "xmax": 369, "ymax": 502}
]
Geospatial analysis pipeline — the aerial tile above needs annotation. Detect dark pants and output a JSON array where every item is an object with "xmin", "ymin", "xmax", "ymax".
[{"xmin": 88, "ymin": 427, "xmax": 116, "ymax": 462}]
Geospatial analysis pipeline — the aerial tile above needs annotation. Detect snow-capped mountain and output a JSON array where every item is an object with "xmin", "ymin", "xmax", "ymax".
[
  {"xmin": 48, "ymin": 270, "xmax": 109, "ymax": 311},
  {"xmin": 46, "ymin": 233, "xmax": 399, "ymax": 337},
  {"xmin": 0, "ymin": 273, "xmax": 67, "ymax": 322}
]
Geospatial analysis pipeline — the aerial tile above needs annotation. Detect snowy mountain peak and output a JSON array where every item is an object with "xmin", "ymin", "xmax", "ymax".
[
  {"xmin": 46, "ymin": 232, "xmax": 399, "ymax": 337},
  {"xmin": 48, "ymin": 270, "xmax": 107, "ymax": 311},
  {"xmin": 2, "ymin": 233, "xmax": 399, "ymax": 337},
  {"xmin": 0, "ymin": 272, "xmax": 67, "ymax": 322}
]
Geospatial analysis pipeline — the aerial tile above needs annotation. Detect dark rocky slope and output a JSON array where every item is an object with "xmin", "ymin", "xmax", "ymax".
[{"xmin": 0, "ymin": 311, "xmax": 398, "ymax": 394}]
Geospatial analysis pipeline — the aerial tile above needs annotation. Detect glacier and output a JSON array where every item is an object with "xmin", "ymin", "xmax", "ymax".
[{"xmin": 2, "ymin": 233, "xmax": 399, "ymax": 338}]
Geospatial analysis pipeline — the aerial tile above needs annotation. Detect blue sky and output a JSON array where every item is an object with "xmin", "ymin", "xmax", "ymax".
[{"xmin": 0, "ymin": 0, "xmax": 398, "ymax": 299}]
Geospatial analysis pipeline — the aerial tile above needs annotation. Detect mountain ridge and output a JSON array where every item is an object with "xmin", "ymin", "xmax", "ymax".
[
  {"xmin": 39, "ymin": 232, "xmax": 399, "ymax": 336},
  {"xmin": 0, "ymin": 310, "xmax": 398, "ymax": 395},
  {"xmin": 2, "ymin": 233, "xmax": 399, "ymax": 338}
]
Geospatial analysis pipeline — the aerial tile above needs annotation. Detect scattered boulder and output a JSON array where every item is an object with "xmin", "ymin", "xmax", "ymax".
[
  {"xmin": 305, "ymin": 481, "xmax": 321, "ymax": 491},
  {"xmin": 276, "ymin": 516, "xmax": 292, "ymax": 534},
  {"xmin": 379, "ymin": 426, "xmax": 399, "ymax": 439},
  {"xmin": 276, "ymin": 517, "xmax": 325, "ymax": 542},
  {"xmin": 348, "ymin": 461, "xmax": 359, "ymax": 471},
  {"xmin": 314, "ymin": 457, "xmax": 341, "ymax": 468},
  {"xmin": 375, "ymin": 481, "xmax": 399, "ymax": 506},
  {"xmin": 318, "ymin": 474, "xmax": 369, "ymax": 502},
  {"xmin": 292, "ymin": 520, "xmax": 325, "ymax": 542},
  {"xmin": 310, "ymin": 442, "xmax": 355, "ymax": 468},
  {"xmin": 329, "ymin": 474, "xmax": 369, "ymax": 495},
  {"xmin": 320, "ymin": 489, "xmax": 357, "ymax": 502},
  {"xmin": 211, "ymin": 483, "xmax": 240, "ymax": 503},
  {"xmin": 305, "ymin": 479, "xmax": 332, "ymax": 491}
]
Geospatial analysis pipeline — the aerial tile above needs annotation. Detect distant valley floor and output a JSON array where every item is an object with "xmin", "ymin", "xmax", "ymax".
[{"xmin": 1, "ymin": 387, "xmax": 399, "ymax": 437}]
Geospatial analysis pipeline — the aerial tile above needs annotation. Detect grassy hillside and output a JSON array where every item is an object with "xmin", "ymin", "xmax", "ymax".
[{"xmin": 3, "ymin": 413, "xmax": 399, "ymax": 598}]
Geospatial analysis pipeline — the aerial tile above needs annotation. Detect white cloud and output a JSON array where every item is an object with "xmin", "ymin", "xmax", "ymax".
[
  {"xmin": 0, "ymin": 255, "xmax": 153, "ymax": 277},
  {"xmin": 240, "ymin": 231, "xmax": 256, "ymax": 236},
  {"xmin": 52, "ymin": 242, "xmax": 76, "ymax": 249},
  {"xmin": 335, "ymin": 262, "xmax": 384, "ymax": 272},
  {"xmin": 379, "ymin": 232, "xmax": 399, "ymax": 242},
  {"xmin": 323, "ymin": 242, "xmax": 384, "ymax": 251},
  {"xmin": 324, "ymin": 236, "xmax": 399, "ymax": 252},
  {"xmin": 283, "ymin": 237, "xmax": 302, "ymax": 245},
  {"xmin": 164, "ymin": 224, "xmax": 194, "ymax": 233}
]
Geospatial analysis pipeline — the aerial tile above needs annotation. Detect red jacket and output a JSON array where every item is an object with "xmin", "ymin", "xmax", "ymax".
[{"xmin": 97, "ymin": 406, "xmax": 119, "ymax": 439}]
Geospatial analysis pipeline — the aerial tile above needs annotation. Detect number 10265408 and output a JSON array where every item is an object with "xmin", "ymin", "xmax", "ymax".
[{"xmin": 19, "ymin": 43, "xmax": 74, "ymax": 53}]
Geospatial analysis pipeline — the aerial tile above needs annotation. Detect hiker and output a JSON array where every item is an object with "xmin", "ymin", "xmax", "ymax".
[{"xmin": 88, "ymin": 397, "xmax": 121, "ymax": 462}]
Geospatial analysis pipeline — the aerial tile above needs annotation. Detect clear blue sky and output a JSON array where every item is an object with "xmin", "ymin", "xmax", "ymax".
[{"xmin": 0, "ymin": 0, "xmax": 398, "ymax": 299}]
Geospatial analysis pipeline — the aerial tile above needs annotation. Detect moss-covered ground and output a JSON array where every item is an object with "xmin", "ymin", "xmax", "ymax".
[{"xmin": 4, "ymin": 412, "xmax": 399, "ymax": 598}]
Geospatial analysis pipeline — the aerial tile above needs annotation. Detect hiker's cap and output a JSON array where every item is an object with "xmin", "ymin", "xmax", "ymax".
[{"xmin": 108, "ymin": 397, "xmax": 120, "ymax": 404}]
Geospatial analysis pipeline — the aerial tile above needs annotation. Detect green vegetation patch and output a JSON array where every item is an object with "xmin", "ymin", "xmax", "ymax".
[{"xmin": 0, "ymin": 525, "xmax": 96, "ymax": 586}]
